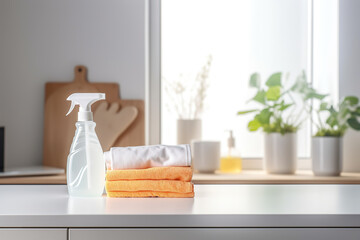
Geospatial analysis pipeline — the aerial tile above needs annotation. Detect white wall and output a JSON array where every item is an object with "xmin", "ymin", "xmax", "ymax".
[
  {"xmin": 339, "ymin": 0, "xmax": 360, "ymax": 172},
  {"xmin": 0, "ymin": 0, "xmax": 146, "ymax": 168}
]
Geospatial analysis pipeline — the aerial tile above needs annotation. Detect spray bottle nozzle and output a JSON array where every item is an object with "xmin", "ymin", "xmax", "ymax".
[{"xmin": 66, "ymin": 93, "xmax": 105, "ymax": 121}]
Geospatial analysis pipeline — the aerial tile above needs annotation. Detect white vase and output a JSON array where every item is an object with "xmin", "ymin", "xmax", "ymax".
[
  {"xmin": 264, "ymin": 133, "xmax": 297, "ymax": 174},
  {"xmin": 177, "ymin": 119, "xmax": 202, "ymax": 145},
  {"xmin": 312, "ymin": 137, "xmax": 342, "ymax": 176}
]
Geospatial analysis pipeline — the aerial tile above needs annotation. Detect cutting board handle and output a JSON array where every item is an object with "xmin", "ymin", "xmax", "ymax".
[{"xmin": 74, "ymin": 65, "xmax": 88, "ymax": 84}]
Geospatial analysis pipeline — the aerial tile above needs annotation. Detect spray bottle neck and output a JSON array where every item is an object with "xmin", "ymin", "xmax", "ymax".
[{"xmin": 78, "ymin": 111, "xmax": 93, "ymax": 121}]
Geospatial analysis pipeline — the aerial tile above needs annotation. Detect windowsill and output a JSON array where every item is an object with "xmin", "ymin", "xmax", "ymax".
[
  {"xmin": 239, "ymin": 158, "xmax": 311, "ymax": 170},
  {"xmin": 193, "ymin": 170, "xmax": 360, "ymax": 184}
]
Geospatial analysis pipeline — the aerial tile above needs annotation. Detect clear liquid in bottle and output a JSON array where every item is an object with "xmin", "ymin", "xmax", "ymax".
[{"xmin": 67, "ymin": 121, "xmax": 105, "ymax": 197}]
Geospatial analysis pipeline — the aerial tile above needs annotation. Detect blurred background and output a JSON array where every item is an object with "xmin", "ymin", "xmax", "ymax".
[{"xmin": 0, "ymin": 0, "xmax": 360, "ymax": 175}]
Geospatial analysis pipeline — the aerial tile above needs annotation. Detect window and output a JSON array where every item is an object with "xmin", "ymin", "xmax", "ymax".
[{"xmin": 156, "ymin": 0, "xmax": 338, "ymax": 159}]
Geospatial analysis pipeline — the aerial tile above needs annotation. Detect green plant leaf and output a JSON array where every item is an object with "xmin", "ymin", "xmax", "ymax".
[
  {"xmin": 248, "ymin": 119, "xmax": 261, "ymax": 131},
  {"xmin": 266, "ymin": 72, "xmax": 282, "ymax": 87},
  {"xmin": 253, "ymin": 90, "xmax": 266, "ymax": 105},
  {"xmin": 291, "ymin": 76, "xmax": 307, "ymax": 93},
  {"xmin": 314, "ymin": 128, "xmax": 344, "ymax": 137},
  {"xmin": 347, "ymin": 117, "xmax": 360, "ymax": 130},
  {"xmin": 279, "ymin": 103, "xmax": 293, "ymax": 111},
  {"xmin": 255, "ymin": 109, "xmax": 272, "ymax": 124},
  {"xmin": 344, "ymin": 96, "xmax": 359, "ymax": 106},
  {"xmin": 319, "ymin": 102, "xmax": 328, "ymax": 111},
  {"xmin": 266, "ymin": 86, "xmax": 281, "ymax": 101},
  {"xmin": 305, "ymin": 91, "xmax": 327, "ymax": 100},
  {"xmin": 237, "ymin": 109, "xmax": 258, "ymax": 115},
  {"xmin": 352, "ymin": 107, "xmax": 360, "ymax": 116},
  {"xmin": 329, "ymin": 105, "xmax": 336, "ymax": 113},
  {"xmin": 249, "ymin": 73, "xmax": 260, "ymax": 88},
  {"xmin": 290, "ymin": 72, "xmax": 327, "ymax": 101},
  {"xmin": 326, "ymin": 112, "xmax": 338, "ymax": 128},
  {"xmin": 340, "ymin": 108, "xmax": 349, "ymax": 119}
]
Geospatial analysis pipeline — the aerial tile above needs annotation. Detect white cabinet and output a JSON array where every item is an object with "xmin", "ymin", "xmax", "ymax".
[
  {"xmin": 2, "ymin": 228, "xmax": 360, "ymax": 240},
  {"xmin": 0, "ymin": 228, "xmax": 67, "ymax": 240},
  {"xmin": 69, "ymin": 228, "xmax": 360, "ymax": 240}
]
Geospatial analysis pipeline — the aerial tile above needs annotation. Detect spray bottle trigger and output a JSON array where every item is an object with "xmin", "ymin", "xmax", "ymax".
[{"xmin": 66, "ymin": 100, "xmax": 76, "ymax": 116}]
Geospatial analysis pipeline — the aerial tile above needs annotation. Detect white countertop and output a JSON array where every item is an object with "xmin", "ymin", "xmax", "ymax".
[{"xmin": 0, "ymin": 184, "xmax": 360, "ymax": 228}]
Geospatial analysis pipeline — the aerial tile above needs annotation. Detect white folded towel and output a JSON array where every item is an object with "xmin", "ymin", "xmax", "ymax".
[{"xmin": 104, "ymin": 144, "xmax": 192, "ymax": 170}]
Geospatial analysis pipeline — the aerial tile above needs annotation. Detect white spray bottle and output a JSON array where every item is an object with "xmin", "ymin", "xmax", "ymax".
[{"xmin": 66, "ymin": 93, "xmax": 105, "ymax": 197}]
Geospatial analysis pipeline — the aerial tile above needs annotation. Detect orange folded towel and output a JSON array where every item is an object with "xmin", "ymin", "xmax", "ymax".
[
  {"xmin": 105, "ymin": 166, "xmax": 194, "ymax": 198},
  {"xmin": 105, "ymin": 180, "xmax": 193, "ymax": 193},
  {"xmin": 107, "ymin": 191, "xmax": 194, "ymax": 198},
  {"xmin": 106, "ymin": 167, "xmax": 192, "ymax": 182}
]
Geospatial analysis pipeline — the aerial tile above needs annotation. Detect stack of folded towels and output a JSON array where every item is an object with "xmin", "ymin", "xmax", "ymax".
[{"xmin": 104, "ymin": 145, "xmax": 194, "ymax": 198}]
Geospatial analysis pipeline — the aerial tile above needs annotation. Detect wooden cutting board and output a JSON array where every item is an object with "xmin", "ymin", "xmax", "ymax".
[
  {"xmin": 45, "ymin": 65, "xmax": 120, "ymax": 101},
  {"xmin": 111, "ymin": 99, "xmax": 145, "ymax": 147},
  {"xmin": 43, "ymin": 66, "xmax": 120, "ymax": 169},
  {"xmin": 43, "ymin": 65, "xmax": 145, "ymax": 170}
]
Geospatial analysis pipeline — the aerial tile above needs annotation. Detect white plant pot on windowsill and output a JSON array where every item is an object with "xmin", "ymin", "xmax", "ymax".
[
  {"xmin": 312, "ymin": 137, "xmax": 342, "ymax": 176},
  {"xmin": 264, "ymin": 133, "xmax": 297, "ymax": 174},
  {"xmin": 177, "ymin": 119, "xmax": 202, "ymax": 145}
]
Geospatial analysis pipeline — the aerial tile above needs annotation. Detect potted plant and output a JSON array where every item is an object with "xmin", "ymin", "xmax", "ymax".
[
  {"xmin": 238, "ymin": 71, "xmax": 325, "ymax": 174},
  {"xmin": 312, "ymin": 96, "xmax": 360, "ymax": 176},
  {"xmin": 164, "ymin": 55, "xmax": 212, "ymax": 144}
]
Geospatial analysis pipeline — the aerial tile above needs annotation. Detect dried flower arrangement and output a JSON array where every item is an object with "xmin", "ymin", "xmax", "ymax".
[{"xmin": 164, "ymin": 55, "xmax": 212, "ymax": 119}]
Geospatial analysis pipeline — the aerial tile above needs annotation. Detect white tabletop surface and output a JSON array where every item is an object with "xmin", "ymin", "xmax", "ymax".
[{"xmin": 0, "ymin": 184, "xmax": 360, "ymax": 228}]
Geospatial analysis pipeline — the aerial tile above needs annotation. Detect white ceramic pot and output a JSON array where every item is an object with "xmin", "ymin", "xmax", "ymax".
[
  {"xmin": 192, "ymin": 141, "xmax": 221, "ymax": 173},
  {"xmin": 312, "ymin": 137, "xmax": 342, "ymax": 176},
  {"xmin": 177, "ymin": 119, "xmax": 202, "ymax": 144},
  {"xmin": 264, "ymin": 133, "xmax": 297, "ymax": 174}
]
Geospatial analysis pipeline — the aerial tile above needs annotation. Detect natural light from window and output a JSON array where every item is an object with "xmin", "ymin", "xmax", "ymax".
[{"xmin": 161, "ymin": 0, "xmax": 328, "ymax": 158}]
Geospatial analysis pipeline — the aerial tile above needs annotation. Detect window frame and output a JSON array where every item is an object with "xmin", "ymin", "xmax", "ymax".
[
  {"xmin": 146, "ymin": 0, "xmax": 161, "ymax": 145},
  {"xmin": 146, "ymin": 0, "xmax": 338, "ymax": 169}
]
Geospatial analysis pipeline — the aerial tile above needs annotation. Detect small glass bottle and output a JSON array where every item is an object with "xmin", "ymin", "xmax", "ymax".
[{"xmin": 220, "ymin": 130, "xmax": 242, "ymax": 173}]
